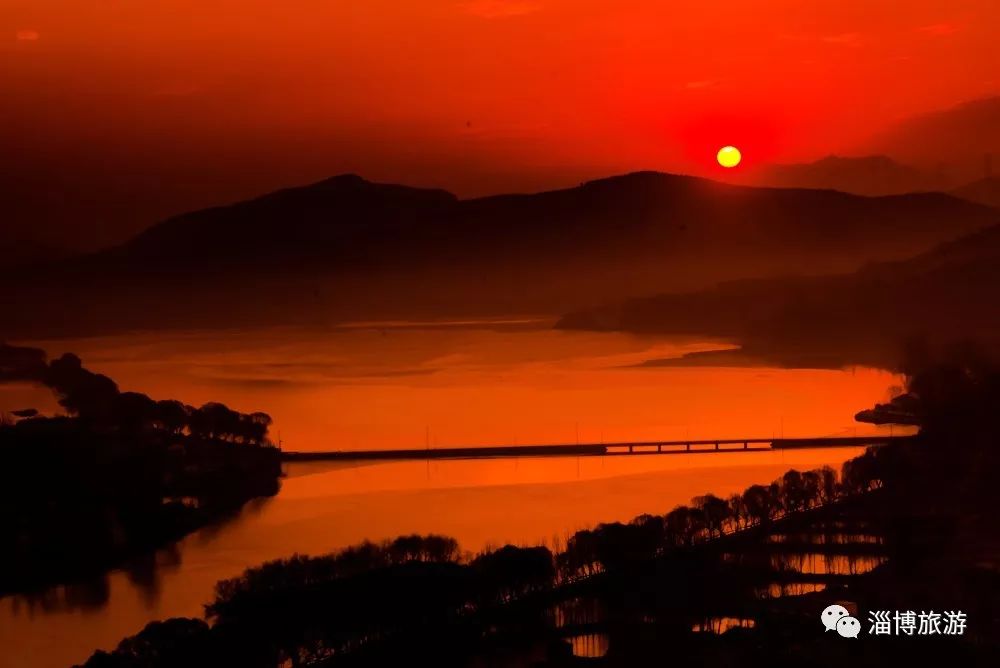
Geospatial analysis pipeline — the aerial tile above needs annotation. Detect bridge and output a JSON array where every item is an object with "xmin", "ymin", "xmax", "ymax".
[{"xmin": 281, "ymin": 434, "xmax": 914, "ymax": 462}]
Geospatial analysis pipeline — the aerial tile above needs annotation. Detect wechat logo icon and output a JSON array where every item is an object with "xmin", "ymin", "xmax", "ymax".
[
  {"xmin": 822, "ymin": 604, "xmax": 860, "ymax": 638},
  {"xmin": 822, "ymin": 604, "xmax": 849, "ymax": 631}
]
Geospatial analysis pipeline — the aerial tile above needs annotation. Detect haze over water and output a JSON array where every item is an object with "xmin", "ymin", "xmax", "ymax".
[
  {"xmin": 0, "ymin": 321, "xmax": 904, "ymax": 667},
  {"xmin": 9, "ymin": 321, "xmax": 903, "ymax": 450}
]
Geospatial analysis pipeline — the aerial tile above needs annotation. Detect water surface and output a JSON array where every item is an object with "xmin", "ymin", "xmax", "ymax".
[{"xmin": 0, "ymin": 322, "xmax": 906, "ymax": 667}]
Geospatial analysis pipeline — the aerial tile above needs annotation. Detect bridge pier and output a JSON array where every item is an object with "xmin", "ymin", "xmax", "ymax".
[
  {"xmin": 686, "ymin": 443, "xmax": 691, "ymax": 452},
  {"xmin": 657, "ymin": 444, "xmax": 662, "ymax": 453},
  {"xmin": 628, "ymin": 444, "xmax": 633, "ymax": 453},
  {"xmin": 744, "ymin": 441, "xmax": 748, "ymax": 449},
  {"xmin": 715, "ymin": 442, "xmax": 720, "ymax": 451}
]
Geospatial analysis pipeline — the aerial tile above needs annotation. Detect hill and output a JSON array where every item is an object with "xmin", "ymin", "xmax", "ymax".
[
  {"xmin": 2, "ymin": 172, "xmax": 999, "ymax": 338},
  {"xmin": 952, "ymin": 177, "xmax": 1000, "ymax": 209},
  {"xmin": 756, "ymin": 155, "xmax": 938, "ymax": 196},
  {"xmin": 868, "ymin": 96, "xmax": 1000, "ymax": 184},
  {"xmin": 557, "ymin": 221, "xmax": 1000, "ymax": 369}
]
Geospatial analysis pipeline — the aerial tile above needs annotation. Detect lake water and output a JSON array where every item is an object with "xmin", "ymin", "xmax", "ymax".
[{"xmin": 0, "ymin": 321, "xmax": 906, "ymax": 667}]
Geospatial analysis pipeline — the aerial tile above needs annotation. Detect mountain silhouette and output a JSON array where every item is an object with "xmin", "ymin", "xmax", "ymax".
[
  {"xmin": 868, "ymin": 96, "xmax": 1000, "ymax": 184},
  {"xmin": 118, "ymin": 174, "xmax": 458, "ymax": 265},
  {"xmin": 951, "ymin": 176, "xmax": 1000, "ymax": 209},
  {"xmin": 558, "ymin": 218, "xmax": 1000, "ymax": 369},
  {"xmin": 755, "ymin": 155, "xmax": 939, "ymax": 196},
  {"xmin": 2, "ymin": 172, "xmax": 999, "ymax": 338},
  {"xmin": 101, "ymin": 171, "xmax": 998, "ymax": 275}
]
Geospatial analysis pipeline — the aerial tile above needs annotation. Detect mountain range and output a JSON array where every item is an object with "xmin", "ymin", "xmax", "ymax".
[
  {"xmin": 754, "ymin": 155, "xmax": 940, "ymax": 197},
  {"xmin": 868, "ymin": 96, "xmax": 1000, "ymax": 183},
  {"xmin": 951, "ymin": 177, "xmax": 1000, "ymax": 209},
  {"xmin": 557, "ymin": 214, "xmax": 1000, "ymax": 369},
  {"xmin": 3, "ymin": 172, "xmax": 999, "ymax": 339}
]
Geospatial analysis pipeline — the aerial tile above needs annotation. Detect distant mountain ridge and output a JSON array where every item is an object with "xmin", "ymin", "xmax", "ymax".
[
  {"xmin": 106, "ymin": 171, "xmax": 995, "ymax": 268},
  {"xmin": 868, "ymin": 96, "xmax": 1000, "ymax": 183},
  {"xmin": 951, "ymin": 177, "xmax": 1000, "ymax": 209},
  {"xmin": 3, "ymin": 171, "xmax": 999, "ymax": 338},
  {"xmin": 756, "ymin": 155, "xmax": 939, "ymax": 196},
  {"xmin": 120, "ymin": 174, "xmax": 459, "ymax": 263},
  {"xmin": 558, "ymin": 217, "xmax": 1000, "ymax": 369}
]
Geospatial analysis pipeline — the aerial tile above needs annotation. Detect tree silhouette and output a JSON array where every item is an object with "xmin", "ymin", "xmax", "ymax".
[
  {"xmin": 664, "ymin": 505, "xmax": 706, "ymax": 546},
  {"xmin": 692, "ymin": 493, "xmax": 731, "ymax": 538},
  {"xmin": 741, "ymin": 484, "xmax": 777, "ymax": 527},
  {"xmin": 471, "ymin": 545, "xmax": 554, "ymax": 603}
]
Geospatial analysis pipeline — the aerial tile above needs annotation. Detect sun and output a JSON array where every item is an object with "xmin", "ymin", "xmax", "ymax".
[{"xmin": 717, "ymin": 145, "xmax": 742, "ymax": 168}]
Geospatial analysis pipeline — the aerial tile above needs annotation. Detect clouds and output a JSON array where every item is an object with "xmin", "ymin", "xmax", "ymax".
[
  {"xmin": 779, "ymin": 31, "xmax": 865, "ymax": 48},
  {"xmin": 917, "ymin": 23, "xmax": 960, "ymax": 37},
  {"xmin": 821, "ymin": 32, "xmax": 864, "ymax": 47},
  {"xmin": 460, "ymin": 1, "xmax": 542, "ymax": 19},
  {"xmin": 15, "ymin": 29, "xmax": 40, "ymax": 42}
]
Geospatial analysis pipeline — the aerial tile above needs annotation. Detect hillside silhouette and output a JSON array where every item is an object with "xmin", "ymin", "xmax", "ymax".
[
  {"xmin": 2, "ymin": 172, "xmax": 998, "ymax": 338},
  {"xmin": 755, "ymin": 155, "xmax": 938, "ymax": 196},
  {"xmin": 868, "ymin": 96, "xmax": 1000, "ymax": 184},
  {"xmin": 558, "ymin": 218, "xmax": 1000, "ymax": 369},
  {"xmin": 952, "ymin": 176, "xmax": 1000, "ymax": 209}
]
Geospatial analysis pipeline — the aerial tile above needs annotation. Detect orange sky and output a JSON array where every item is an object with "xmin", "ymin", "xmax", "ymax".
[{"xmin": 2, "ymin": 1, "xmax": 998, "ymax": 245}]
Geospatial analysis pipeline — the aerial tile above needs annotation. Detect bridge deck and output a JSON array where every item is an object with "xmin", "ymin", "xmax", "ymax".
[{"xmin": 281, "ymin": 435, "xmax": 913, "ymax": 462}]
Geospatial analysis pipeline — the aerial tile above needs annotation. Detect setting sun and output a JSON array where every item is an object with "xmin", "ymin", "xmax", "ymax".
[{"xmin": 717, "ymin": 145, "xmax": 742, "ymax": 168}]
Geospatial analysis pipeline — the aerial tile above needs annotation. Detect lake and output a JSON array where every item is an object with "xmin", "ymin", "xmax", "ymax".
[{"xmin": 0, "ymin": 321, "xmax": 906, "ymax": 667}]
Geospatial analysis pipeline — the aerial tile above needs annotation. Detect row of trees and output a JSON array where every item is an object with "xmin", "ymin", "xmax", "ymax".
[
  {"xmin": 1, "ymin": 343, "xmax": 274, "ymax": 446},
  {"xmin": 559, "ymin": 449, "xmax": 891, "ymax": 579},
  {"xmin": 194, "ymin": 451, "xmax": 893, "ymax": 660},
  {"xmin": 0, "ymin": 345, "xmax": 284, "ymax": 596},
  {"xmin": 117, "ymin": 397, "xmax": 274, "ymax": 447},
  {"xmin": 208, "ymin": 535, "xmax": 555, "ymax": 618},
  {"xmin": 210, "ymin": 534, "xmax": 463, "ymax": 614},
  {"xmin": 159, "ymin": 535, "xmax": 555, "ymax": 666}
]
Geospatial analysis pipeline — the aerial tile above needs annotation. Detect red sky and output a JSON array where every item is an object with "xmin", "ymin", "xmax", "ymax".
[{"xmin": 2, "ymin": 1, "xmax": 998, "ymax": 246}]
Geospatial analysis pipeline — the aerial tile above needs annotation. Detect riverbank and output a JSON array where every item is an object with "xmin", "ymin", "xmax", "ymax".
[
  {"xmin": 76, "ymin": 352, "xmax": 1000, "ymax": 666},
  {"xmin": 0, "ymin": 330, "xmax": 915, "ymax": 666},
  {"xmin": 80, "ymin": 433, "xmax": 1000, "ymax": 667},
  {"xmin": 0, "ymin": 343, "xmax": 284, "ymax": 598},
  {"xmin": 0, "ymin": 450, "xmax": 864, "ymax": 668},
  {"xmin": 0, "ymin": 418, "xmax": 282, "ymax": 596}
]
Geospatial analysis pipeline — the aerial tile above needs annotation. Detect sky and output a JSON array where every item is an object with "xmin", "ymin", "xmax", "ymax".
[{"xmin": 2, "ymin": 0, "xmax": 998, "ymax": 248}]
